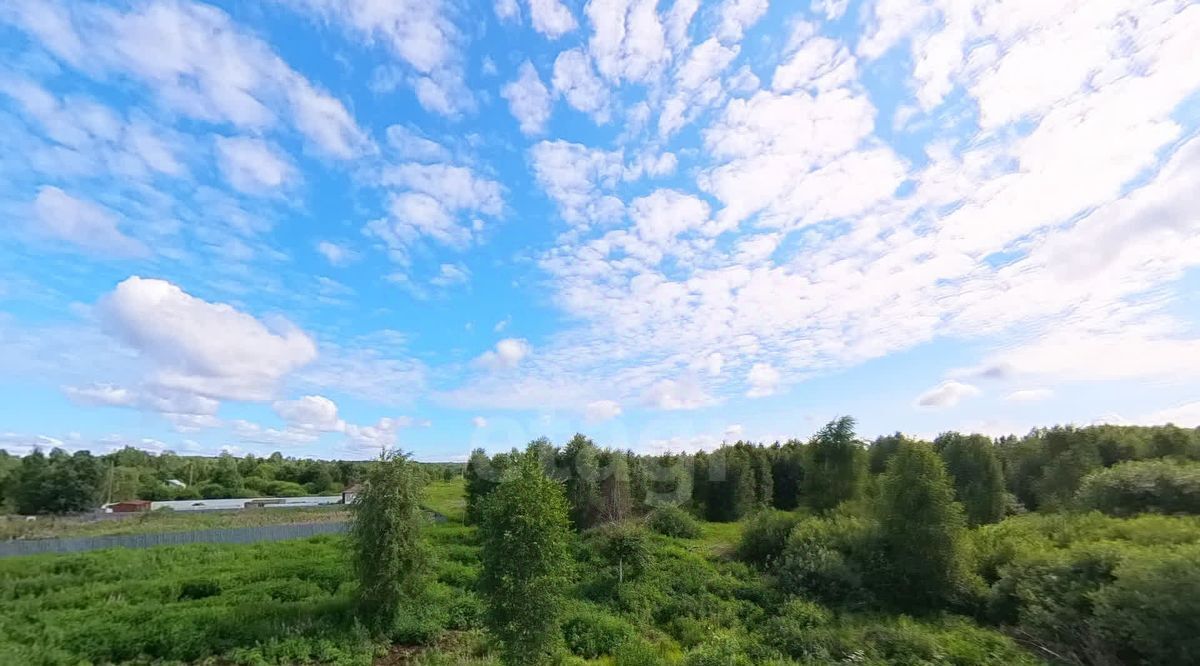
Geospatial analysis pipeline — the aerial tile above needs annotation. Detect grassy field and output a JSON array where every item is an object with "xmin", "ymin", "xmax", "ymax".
[
  {"xmin": 0, "ymin": 504, "xmax": 350, "ymax": 541},
  {"xmin": 422, "ymin": 477, "xmax": 466, "ymax": 522},
  {"xmin": 0, "ymin": 479, "xmax": 1041, "ymax": 665},
  {"xmin": 0, "ymin": 480, "xmax": 485, "ymax": 665}
]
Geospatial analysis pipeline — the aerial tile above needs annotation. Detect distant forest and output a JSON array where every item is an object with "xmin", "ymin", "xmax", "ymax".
[{"xmin": 4, "ymin": 420, "xmax": 1194, "ymax": 518}]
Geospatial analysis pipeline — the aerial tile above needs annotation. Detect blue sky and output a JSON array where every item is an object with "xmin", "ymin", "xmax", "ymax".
[{"xmin": 2, "ymin": 0, "xmax": 1199, "ymax": 461}]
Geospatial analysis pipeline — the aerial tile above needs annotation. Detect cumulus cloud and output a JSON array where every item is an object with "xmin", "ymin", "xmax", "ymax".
[
  {"xmin": 32, "ymin": 186, "xmax": 148, "ymax": 258},
  {"xmin": 472, "ymin": 416, "xmax": 488, "ymax": 428},
  {"xmin": 502, "ymin": 61, "xmax": 553, "ymax": 135},
  {"xmin": 528, "ymin": 0, "xmax": 577, "ymax": 38},
  {"xmin": 552, "ymin": 49, "xmax": 610, "ymax": 123},
  {"xmin": 1005, "ymin": 388, "xmax": 1054, "ymax": 403},
  {"xmin": 916, "ymin": 381, "xmax": 981, "ymax": 409},
  {"xmin": 746, "ymin": 363, "xmax": 781, "ymax": 398},
  {"xmin": 214, "ymin": 136, "xmax": 295, "ymax": 194},
  {"xmin": 98, "ymin": 276, "xmax": 317, "ymax": 402},
  {"xmin": 316, "ymin": 241, "xmax": 358, "ymax": 267},
  {"xmin": 273, "ymin": 394, "xmax": 345, "ymax": 431},
  {"xmin": 474, "ymin": 338, "xmax": 532, "ymax": 370},
  {"xmin": 584, "ymin": 399, "xmax": 622, "ymax": 422},
  {"xmin": 4, "ymin": 0, "xmax": 370, "ymax": 157},
  {"xmin": 642, "ymin": 378, "xmax": 715, "ymax": 410}
]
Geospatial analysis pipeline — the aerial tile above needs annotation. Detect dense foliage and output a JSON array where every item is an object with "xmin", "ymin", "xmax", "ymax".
[
  {"xmin": 478, "ymin": 447, "xmax": 574, "ymax": 664},
  {"xmin": 0, "ymin": 445, "xmax": 462, "ymax": 515},
  {"xmin": 347, "ymin": 451, "xmax": 428, "ymax": 630},
  {"xmin": 5, "ymin": 418, "xmax": 1200, "ymax": 665}
]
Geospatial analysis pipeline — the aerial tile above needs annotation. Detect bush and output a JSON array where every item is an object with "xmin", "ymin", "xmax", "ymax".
[
  {"xmin": 1092, "ymin": 545, "xmax": 1200, "ymax": 664},
  {"xmin": 646, "ymin": 505, "xmax": 701, "ymax": 538},
  {"xmin": 736, "ymin": 511, "xmax": 800, "ymax": 568},
  {"xmin": 683, "ymin": 632, "xmax": 752, "ymax": 666},
  {"xmin": 759, "ymin": 598, "xmax": 833, "ymax": 657},
  {"xmin": 1075, "ymin": 459, "xmax": 1200, "ymax": 516},
  {"xmin": 561, "ymin": 605, "xmax": 637, "ymax": 658},
  {"xmin": 178, "ymin": 578, "xmax": 222, "ymax": 600},
  {"xmin": 774, "ymin": 513, "xmax": 878, "ymax": 607}
]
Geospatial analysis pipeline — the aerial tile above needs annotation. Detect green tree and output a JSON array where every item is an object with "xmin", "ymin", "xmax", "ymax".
[
  {"xmin": 770, "ymin": 441, "xmax": 804, "ymax": 510},
  {"xmin": 348, "ymin": 451, "xmax": 429, "ymax": 630},
  {"xmin": 479, "ymin": 447, "xmax": 574, "ymax": 664},
  {"xmin": 704, "ymin": 448, "xmax": 755, "ymax": 522},
  {"xmin": 464, "ymin": 448, "xmax": 497, "ymax": 526},
  {"xmin": 593, "ymin": 522, "xmax": 651, "ymax": 587},
  {"xmin": 562, "ymin": 434, "xmax": 602, "ymax": 529},
  {"xmin": 877, "ymin": 440, "xmax": 970, "ymax": 611},
  {"xmin": 803, "ymin": 416, "xmax": 865, "ymax": 513},
  {"xmin": 1150, "ymin": 424, "xmax": 1195, "ymax": 459},
  {"xmin": 935, "ymin": 432, "xmax": 1007, "ymax": 526},
  {"xmin": 868, "ymin": 433, "xmax": 907, "ymax": 475},
  {"xmin": 597, "ymin": 450, "xmax": 633, "ymax": 524}
]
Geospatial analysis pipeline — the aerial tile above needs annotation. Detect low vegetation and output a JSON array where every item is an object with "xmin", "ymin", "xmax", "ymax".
[{"xmin": 1, "ymin": 419, "xmax": 1198, "ymax": 664}]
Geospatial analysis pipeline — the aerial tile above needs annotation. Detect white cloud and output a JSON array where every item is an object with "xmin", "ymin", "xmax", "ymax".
[
  {"xmin": 502, "ymin": 61, "xmax": 553, "ymax": 135},
  {"xmin": 32, "ymin": 186, "xmax": 148, "ymax": 258},
  {"xmin": 659, "ymin": 38, "xmax": 739, "ymax": 137},
  {"xmin": 529, "ymin": 140, "xmax": 626, "ymax": 228},
  {"xmin": 316, "ymin": 241, "xmax": 359, "ymax": 267},
  {"xmin": 528, "ymin": 0, "xmax": 577, "ymax": 38},
  {"xmin": 279, "ymin": 0, "xmax": 470, "ymax": 116},
  {"xmin": 385, "ymin": 125, "xmax": 451, "ymax": 163},
  {"xmin": 214, "ymin": 136, "xmax": 295, "ymax": 194},
  {"xmin": 474, "ymin": 338, "xmax": 532, "ymax": 371},
  {"xmin": 642, "ymin": 377, "xmax": 716, "ymax": 410},
  {"xmin": 429, "ymin": 263, "xmax": 471, "ymax": 287},
  {"xmin": 369, "ymin": 162, "xmax": 504, "ymax": 261},
  {"xmin": 1144, "ymin": 401, "xmax": 1200, "ymax": 428},
  {"xmin": 494, "ymin": 316, "xmax": 511, "ymax": 333},
  {"xmin": 1005, "ymin": 388, "xmax": 1053, "ymax": 403},
  {"xmin": 584, "ymin": 399, "xmax": 622, "ymax": 422},
  {"xmin": 716, "ymin": 0, "xmax": 768, "ymax": 43},
  {"xmin": 273, "ymin": 394, "xmax": 345, "ymax": 431},
  {"xmin": 5, "ymin": 0, "xmax": 370, "ymax": 157},
  {"xmin": 472, "ymin": 416, "xmax": 488, "ymax": 428},
  {"xmin": 916, "ymin": 381, "xmax": 980, "ymax": 409},
  {"xmin": 812, "ymin": 0, "xmax": 849, "ymax": 21},
  {"xmin": 724, "ymin": 423, "xmax": 744, "ymax": 439},
  {"xmin": 746, "ymin": 362, "xmax": 780, "ymax": 397},
  {"xmin": 98, "ymin": 276, "xmax": 317, "ymax": 402},
  {"xmin": 552, "ymin": 49, "xmax": 610, "ymax": 123},
  {"xmin": 494, "ymin": 0, "xmax": 520, "ymax": 22},
  {"xmin": 586, "ymin": 0, "xmax": 669, "ymax": 83}
]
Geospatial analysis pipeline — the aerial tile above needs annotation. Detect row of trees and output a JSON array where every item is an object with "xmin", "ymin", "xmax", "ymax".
[
  {"xmin": 351, "ymin": 447, "xmax": 575, "ymax": 663},
  {"xmin": 464, "ymin": 420, "xmax": 1200, "ymax": 531},
  {"xmin": 0, "ymin": 445, "xmax": 463, "ymax": 515}
]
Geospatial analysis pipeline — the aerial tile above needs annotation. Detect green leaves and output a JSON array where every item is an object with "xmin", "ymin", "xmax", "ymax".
[{"xmin": 347, "ymin": 451, "xmax": 429, "ymax": 631}]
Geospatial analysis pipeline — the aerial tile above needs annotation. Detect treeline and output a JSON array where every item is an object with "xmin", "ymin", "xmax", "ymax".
[
  {"xmin": 464, "ymin": 420, "xmax": 1200, "ymax": 529},
  {"xmin": 0, "ymin": 446, "xmax": 463, "ymax": 515}
]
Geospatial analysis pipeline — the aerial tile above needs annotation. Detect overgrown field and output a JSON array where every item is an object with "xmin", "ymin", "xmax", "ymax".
[
  {"xmin": 0, "ymin": 479, "xmax": 1037, "ymax": 666},
  {"xmin": 0, "ymin": 504, "xmax": 349, "ymax": 541},
  {"xmin": 4, "ymin": 474, "xmax": 1200, "ymax": 665}
]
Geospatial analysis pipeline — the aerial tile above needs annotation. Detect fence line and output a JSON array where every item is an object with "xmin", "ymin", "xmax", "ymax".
[{"xmin": 0, "ymin": 521, "xmax": 349, "ymax": 559}]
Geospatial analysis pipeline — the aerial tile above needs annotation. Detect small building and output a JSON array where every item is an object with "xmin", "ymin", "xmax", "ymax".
[
  {"xmin": 109, "ymin": 500, "xmax": 151, "ymax": 513},
  {"xmin": 342, "ymin": 485, "xmax": 360, "ymax": 505},
  {"xmin": 244, "ymin": 498, "xmax": 285, "ymax": 509}
]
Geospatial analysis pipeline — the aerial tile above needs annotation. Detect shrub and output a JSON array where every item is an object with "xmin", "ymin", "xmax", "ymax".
[
  {"xmin": 774, "ymin": 513, "xmax": 877, "ymax": 606},
  {"xmin": 1075, "ymin": 459, "xmax": 1200, "ymax": 517},
  {"xmin": 561, "ymin": 605, "xmax": 637, "ymax": 658},
  {"xmin": 683, "ymin": 632, "xmax": 752, "ymax": 666},
  {"xmin": 479, "ymin": 448, "xmax": 574, "ymax": 664},
  {"xmin": 1092, "ymin": 544, "xmax": 1200, "ymax": 664},
  {"xmin": 759, "ymin": 598, "xmax": 833, "ymax": 657},
  {"xmin": 736, "ymin": 511, "xmax": 800, "ymax": 568},
  {"xmin": 612, "ymin": 636, "xmax": 663, "ymax": 666},
  {"xmin": 178, "ymin": 578, "xmax": 222, "ymax": 600},
  {"xmin": 646, "ymin": 505, "xmax": 701, "ymax": 538},
  {"xmin": 591, "ymin": 523, "xmax": 652, "ymax": 586},
  {"xmin": 348, "ymin": 451, "xmax": 429, "ymax": 631}
]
